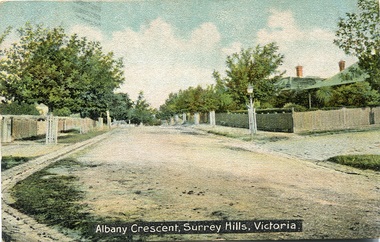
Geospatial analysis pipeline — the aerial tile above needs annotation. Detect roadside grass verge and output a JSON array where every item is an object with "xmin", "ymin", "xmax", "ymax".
[
  {"xmin": 202, "ymin": 127, "xmax": 289, "ymax": 143},
  {"xmin": 205, "ymin": 129, "xmax": 249, "ymax": 140},
  {"xmin": 9, "ymin": 158, "xmax": 140, "ymax": 241},
  {"xmin": 299, "ymin": 126, "xmax": 380, "ymax": 136},
  {"xmin": 1, "ymin": 156, "xmax": 36, "ymax": 171},
  {"xmin": 2, "ymin": 129, "xmax": 107, "ymax": 171},
  {"xmin": 58, "ymin": 129, "xmax": 108, "ymax": 144},
  {"xmin": 327, "ymin": 154, "xmax": 380, "ymax": 171}
]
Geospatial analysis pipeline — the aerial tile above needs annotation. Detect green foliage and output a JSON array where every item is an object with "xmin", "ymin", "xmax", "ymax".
[
  {"xmin": 274, "ymin": 81, "xmax": 380, "ymax": 109},
  {"xmin": 213, "ymin": 43, "xmax": 284, "ymax": 110},
  {"xmin": 283, "ymin": 103, "xmax": 307, "ymax": 112},
  {"xmin": 58, "ymin": 129, "xmax": 107, "ymax": 143},
  {"xmin": 108, "ymin": 92, "xmax": 134, "ymax": 121},
  {"xmin": 159, "ymin": 84, "xmax": 223, "ymax": 118},
  {"xmin": 334, "ymin": 0, "xmax": 380, "ymax": 92},
  {"xmin": 259, "ymin": 102, "xmax": 274, "ymax": 109},
  {"xmin": 0, "ymin": 23, "xmax": 124, "ymax": 119},
  {"xmin": 328, "ymin": 82, "xmax": 380, "ymax": 107},
  {"xmin": 159, "ymin": 43, "xmax": 284, "ymax": 116},
  {"xmin": 11, "ymin": 159, "xmax": 86, "ymax": 229},
  {"xmin": 130, "ymin": 91, "xmax": 157, "ymax": 125},
  {"xmin": 316, "ymin": 87, "xmax": 334, "ymax": 105},
  {"xmin": 1, "ymin": 156, "xmax": 34, "ymax": 171},
  {"xmin": 0, "ymin": 102, "xmax": 40, "ymax": 115},
  {"xmin": 53, "ymin": 107, "xmax": 72, "ymax": 116},
  {"xmin": 273, "ymin": 90, "xmax": 314, "ymax": 110},
  {"xmin": 327, "ymin": 154, "xmax": 380, "ymax": 171},
  {"xmin": 10, "ymin": 158, "xmax": 141, "ymax": 241}
]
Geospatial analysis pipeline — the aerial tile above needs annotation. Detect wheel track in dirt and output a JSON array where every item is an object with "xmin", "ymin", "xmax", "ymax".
[{"xmin": 2, "ymin": 129, "xmax": 116, "ymax": 242}]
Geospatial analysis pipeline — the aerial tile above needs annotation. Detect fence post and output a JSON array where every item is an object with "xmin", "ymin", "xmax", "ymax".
[
  {"xmin": 342, "ymin": 107, "xmax": 347, "ymax": 129},
  {"xmin": 97, "ymin": 117, "xmax": 104, "ymax": 130},
  {"xmin": 194, "ymin": 112, "xmax": 200, "ymax": 125},
  {"xmin": 1, "ymin": 116, "xmax": 12, "ymax": 143},
  {"xmin": 182, "ymin": 113, "xmax": 187, "ymax": 124},
  {"xmin": 209, "ymin": 110, "xmax": 216, "ymax": 126},
  {"xmin": 106, "ymin": 110, "xmax": 111, "ymax": 129},
  {"xmin": 46, "ymin": 114, "xmax": 58, "ymax": 144},
  {"xmin": 291, "ymin": 108, "xmax": 295, "ymax": 133}
]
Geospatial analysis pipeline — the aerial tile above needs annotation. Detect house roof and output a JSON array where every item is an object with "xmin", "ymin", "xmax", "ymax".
[
  {"xmin": 275, "ymin": 76, "xmax": 325, "ymax": 91},
  {"xmin": 275, "ymin": 63, "xmax": 368, "ymax": 91},
  {"xmin": 304, "ymin": 63, "xmax": 368, "ymax": 90}
]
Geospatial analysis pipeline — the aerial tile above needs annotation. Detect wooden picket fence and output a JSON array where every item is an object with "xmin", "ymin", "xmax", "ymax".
[{"xmin": 0, "ymin": 115, "xmax": 105, "ymax": 143}]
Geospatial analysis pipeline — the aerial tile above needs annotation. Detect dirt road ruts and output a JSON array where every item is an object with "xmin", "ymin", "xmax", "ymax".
[
  {"xmin": 69, "ymin": 126, "xmax": 379, "ymax": 241},
  {"xmin": 2, "ymin": 130, "xmax": 115, "ymax": 242}
]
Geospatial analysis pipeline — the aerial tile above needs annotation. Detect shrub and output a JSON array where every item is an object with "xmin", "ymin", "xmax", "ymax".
[
  {"xmin": 0, "ymin": 102, "xmax": 39, "ymax": 115},
  {"xmin": 283, "ymin": 103, "xmax": 307, "ymax": 112}
]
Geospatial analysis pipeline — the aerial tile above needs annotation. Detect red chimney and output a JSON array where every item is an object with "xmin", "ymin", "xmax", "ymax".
[
  {"xmin": 339, "ymin": 60, "xmax": 345, "ymax": 72},
  {"xmin": 296, "ymin": 65, "xmax": 303, "ymax": 77}
]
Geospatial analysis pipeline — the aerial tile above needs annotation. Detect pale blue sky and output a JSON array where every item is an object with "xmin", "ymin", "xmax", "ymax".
[{"xmin": 0, "ymin": 0, "xmax": 359, "ymax": 107}]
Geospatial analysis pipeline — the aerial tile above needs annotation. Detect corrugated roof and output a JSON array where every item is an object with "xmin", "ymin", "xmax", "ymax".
[
  {"xmin": 275, "ymin": 63, "xmax": 368, "ymax": 91},
  {"xmin": 275, "ymin": 76, "xmax": 325, "ymax": 91},
  {"xmin": 303, "ymin": 63, "xmax": 368, "ymax": 90}
]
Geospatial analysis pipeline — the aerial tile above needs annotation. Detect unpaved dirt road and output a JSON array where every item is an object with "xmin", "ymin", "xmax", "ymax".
[{"xmin": 69, "ymin": 126, "xmax": 379, "ymax": 241}]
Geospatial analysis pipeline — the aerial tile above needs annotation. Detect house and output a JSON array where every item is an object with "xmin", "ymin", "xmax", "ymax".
[{"xmin": 275, "ymin": 61, "xmax": 368, "ymax": 91}]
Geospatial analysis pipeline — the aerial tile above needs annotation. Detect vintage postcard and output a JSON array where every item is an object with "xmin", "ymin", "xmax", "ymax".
[{"xmin": 1, "ymin": 0, "xmax": 379, "ymax": 241}]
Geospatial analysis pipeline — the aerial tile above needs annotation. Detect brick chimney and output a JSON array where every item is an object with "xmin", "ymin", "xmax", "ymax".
[
  {"xmin": 339, "ymin": 60, "xmax": 345, "ymax": 72},
  {"xmin": 296, "ymin": 65, "xmax": 303, "ymax": 77}
]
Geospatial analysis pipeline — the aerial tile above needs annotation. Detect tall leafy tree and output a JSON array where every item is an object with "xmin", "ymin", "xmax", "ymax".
[
  {"xmin": 213, "ymin": 71, "xmax": 236, "ymax": 111},
  {"xmin": 213, "ymin": 42, "xmax": 284, "ymax": 110},
  {"xmin": 159, "ymin": 84, "xmax": 225, "ymax": 116},
  {"xmin": 159, "ymin": 92, "xmax": 180, "ymax": 119},
  {"xmin": 0, "ymin": 23, "xmax": 124, "ymax": 119},
  {"xmin": 334, "ymin": 0, "xmax": 380, "ymax": 92},
  {"xmin": 108, "ymin": 92, "xmax": 134, "ymax": 121},
  {"xmin": 131, "ymin": 91, "xmax": 155, "ymax": 124}
]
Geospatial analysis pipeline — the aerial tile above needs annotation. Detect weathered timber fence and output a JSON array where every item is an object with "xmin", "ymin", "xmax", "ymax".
[
  {"xmin": 180, "ymin": 106, "xmax": 380, "ymax": 133},
  {"xmin": 293, "ymin": 106, "xmax": 380, "ymax": 133},
  {"xmin": 0, "ymin": 115, "xmax": 104, "ymax": 143}
]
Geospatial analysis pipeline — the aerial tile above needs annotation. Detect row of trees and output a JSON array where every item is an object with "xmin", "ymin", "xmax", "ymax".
[
  {"xmin": 159, "ymin": 85, "xmax": 226, "ymax": 119},
  {"xmin": 1, "ymin": 0, "xmax": 378, "ymax": 124},
  {"xmin": 0, "ymin": 23, "xmax": 155, "ymax": 124},
  {"xmin": 159, "ymin": 0, "xmax": 380, "ymax": 117},
  {"xmin": 159, "ymin": 43, "xmax": 285, "ymax": 118},
  {"xmin": 0, "ymin": 23, "xmax": 124, "ymax": 119}
]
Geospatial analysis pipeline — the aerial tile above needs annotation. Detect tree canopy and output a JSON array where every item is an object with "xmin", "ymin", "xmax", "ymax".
[
  {"xmin": 130, "ymin": 91, "xmax": 156, "ymax": 125},
  {"xmin": 0, "ymin": 23, "xmax": 124, "ymax": 119},
  {"xmin": 334, "ymin": 0, "xmax": 380, "ymax": 92},
  {"xmin": 108, "ymin": 92, "xmax": 134, "ymax": 121},
  {"xmin": 159, "ymin": 84, "xmax": 227, "ymax": 119},
  {"xmin": 213, "ymin": 42, "xmax": 284, "ymax": 110}
]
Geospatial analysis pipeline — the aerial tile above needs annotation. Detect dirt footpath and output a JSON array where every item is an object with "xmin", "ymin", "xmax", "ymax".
[
  {"xmin": 68, "ymin": 126, "xmax": 379, "ymax": 241},
  {"xmin": 194, "ymin": 124, "xmax": 380, "ymax": 161}
]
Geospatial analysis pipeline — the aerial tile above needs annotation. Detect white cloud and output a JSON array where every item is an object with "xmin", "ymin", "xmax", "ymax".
[
  {"xmin": 222, "ymin": 41, "xmax": 242, "ymax": 56},
  {"xmin": 107, "ymin": 18, "xmax": 225, "ymax": 108},
  {"xmin": 190, "ymin": 22, "xmax": 221, "ymax": 49},
  {"xmin": 69, "ymin": 24, "xmax": 104, "ymax": 43},
  {"xmin": 257, "ymin": 9, "xmax": 357, "ymax": 77},
  {"xmin": 0, "ymin": 30, "xmax": 19, "ymax": 50},
  {"xmin": 119, "ymin": 63, "xmax": 213, "ymax": 107}
]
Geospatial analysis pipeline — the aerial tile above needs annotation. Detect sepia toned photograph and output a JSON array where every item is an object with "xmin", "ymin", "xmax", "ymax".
[{"xmin": 1, "ymin": 0, "xmax": 379, "ymax": 241}]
